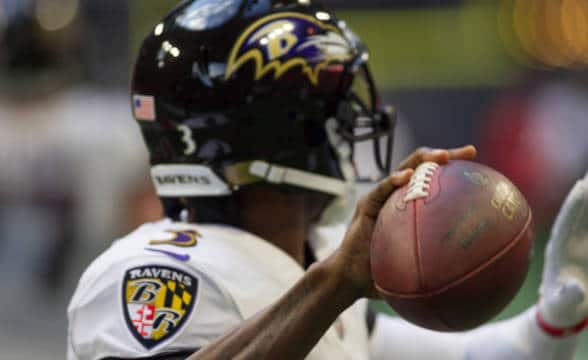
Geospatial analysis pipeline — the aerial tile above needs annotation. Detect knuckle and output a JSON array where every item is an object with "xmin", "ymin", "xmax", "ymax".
[
  {"xmin": 357, "ymin": 198, "xmax": 368, "ymax": 212},
  {"xmin": 416, "ymin": 147, "xmax": 431, "ymax": 157},
  {"xmin": 359, "ymin": 196, "xmax": 379, "ymax": 215}
]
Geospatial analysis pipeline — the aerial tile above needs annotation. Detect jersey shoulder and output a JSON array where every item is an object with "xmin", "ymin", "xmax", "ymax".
[
  {"xmin": 68, "ymin": 220, "xmax": 371, "ymax": 360},
  {"xmin": 67, "ymin": 220, "xmax": 243, "ymax": 359}
]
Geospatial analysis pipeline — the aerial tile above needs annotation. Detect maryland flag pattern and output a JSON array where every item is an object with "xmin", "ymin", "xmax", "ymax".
[{"xmin": 122, "ymin": 265, "xmax": 198, "ymax": 349}]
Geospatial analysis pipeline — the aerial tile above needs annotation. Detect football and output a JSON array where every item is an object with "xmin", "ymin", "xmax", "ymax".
[{"xmin": 371, "ymin": 160, "xmax": 535, "ymax": 332}]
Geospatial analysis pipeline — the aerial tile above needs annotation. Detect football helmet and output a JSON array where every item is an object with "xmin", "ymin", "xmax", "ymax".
[{"xmin": 132, "ymin": 0, "xmax": 396, "ymax": 223}]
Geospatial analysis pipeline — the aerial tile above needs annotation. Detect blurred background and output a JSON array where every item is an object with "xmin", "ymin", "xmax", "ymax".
[{"xmin": 0, "ymin": 0, "xmax": 587, "ymax": 358}]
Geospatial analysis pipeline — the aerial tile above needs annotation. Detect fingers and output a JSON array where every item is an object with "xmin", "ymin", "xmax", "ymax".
[
  {"xmin": 539, "ymin": 278, "xmax": 587, "ymax": 327},
  {"xmin": 541, "ymin": 174, "xmax": 588, "ymax": 326},
  {"xmin": 557, "ymin": 179, "xmax": 588, "ymax": 234},
  {"xmin": 360, "ymin": 169, "xmax": 414, "ymax": 219},
  {"xmin": 360, "ymin": 144, "xmax": 477, "ymax": 220},
  {"xmin": 397, "ymin": 147, "xmax": 442, "ymax": 171},
  {"xmin": 546, "ymin": 175, "xmax": 588, "ymax": 263},
  {"xmin": 448, "ymin": 145, "xmax": 477, "ymax": 161},
  {"xmin": 560, "ymin": 279, "xmax": 586, "ymax": 307},
  {"xmin": 397, "ymin": 145, "xmax": 477, "ymax": 171}
]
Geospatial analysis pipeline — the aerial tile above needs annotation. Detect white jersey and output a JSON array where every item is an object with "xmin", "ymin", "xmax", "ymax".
[{"xmin": 67, "ymin": 219, "xmax": 371, "ymax": 359}]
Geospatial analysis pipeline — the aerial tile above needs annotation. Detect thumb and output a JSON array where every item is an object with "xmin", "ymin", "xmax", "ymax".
[{"xmin": 362, "ymin": 169, "xmax": 413, "ymax": 219}]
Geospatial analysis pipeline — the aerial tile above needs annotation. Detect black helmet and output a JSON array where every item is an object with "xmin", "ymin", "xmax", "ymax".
[{"xmin": 132, "ymin": 0, "xmax": 395, "ymax": 222}]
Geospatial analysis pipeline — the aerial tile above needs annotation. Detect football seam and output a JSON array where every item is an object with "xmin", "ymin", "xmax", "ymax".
[
  {"xmin": 415, "ymin": 164, "xmax": 442, "ymax": 291},
  {"xmin": 414, "ymin": 196, "xmax": 425, "ymax": 291},
  {"xmin": 376, "ymin": 208, "xmax": 534, "ymax": 299}
]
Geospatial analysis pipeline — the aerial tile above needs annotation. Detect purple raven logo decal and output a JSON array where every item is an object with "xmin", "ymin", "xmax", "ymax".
[{"xmin": 225, "ymin": 12, "xmax": 354, "ymax": 85}]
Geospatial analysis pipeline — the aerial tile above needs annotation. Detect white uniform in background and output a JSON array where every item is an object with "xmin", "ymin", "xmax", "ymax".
[
  {"xmin": 67, "ymin": 220, "xmax": 371, "ymax": 360},
  {"xmin": 0, "ymin": 88, "xmax": 149, "ymax": 292}
]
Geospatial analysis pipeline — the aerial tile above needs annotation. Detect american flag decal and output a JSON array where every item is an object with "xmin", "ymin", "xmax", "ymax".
[{"xmin": 133, "ymin": 95, "xmax": 156, "ymax": 121}]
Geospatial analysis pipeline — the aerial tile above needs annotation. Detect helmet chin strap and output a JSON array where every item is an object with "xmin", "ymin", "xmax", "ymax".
[
  {"xmin": 224, "ymin": 161, "xmax": 348, "ymax": 197},
  {"xmin": 225, "ymin": 159, "xmax": 357, "ymax": 227},
  {"xmin": 151, "ymin": 161, "xmax": 349, "ymax": 198}
]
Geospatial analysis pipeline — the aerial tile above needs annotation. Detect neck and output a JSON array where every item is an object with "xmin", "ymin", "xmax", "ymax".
[{"xmin": 238, "ymin": 187, "xmax": 309, "ymax": 267}]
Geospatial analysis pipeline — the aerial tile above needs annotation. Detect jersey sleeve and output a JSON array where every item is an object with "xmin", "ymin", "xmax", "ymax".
[{"xmin": 67, "ymin": 256, "xmax": 243, "ymax": 359}]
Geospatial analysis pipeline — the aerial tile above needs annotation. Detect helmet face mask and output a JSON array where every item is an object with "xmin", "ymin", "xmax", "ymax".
[
  {"xmin": 336, "ymin": 61, "xmax": 396, "ymax": 182},
  {"xmin": 132, "ymin": 0, "xmax": 396, "ymax": 221}
]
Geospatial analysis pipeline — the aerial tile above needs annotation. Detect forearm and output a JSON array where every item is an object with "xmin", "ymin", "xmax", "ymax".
[
  {"xmin": 188, "ymin": 258, "xmax": 358, "ymax": 360},
  {"xmin": 370, "ymin": 307, "xmax": 580, "ymax": 360}
]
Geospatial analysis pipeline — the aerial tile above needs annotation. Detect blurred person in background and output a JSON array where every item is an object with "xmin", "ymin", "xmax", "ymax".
[
  {"xmin": 67, "ymin": 1, "xmax": 588, "ymax": 359},
  {"xmin": 480, "ymin": 70, "xmax": 588, "ymax": 226},
  {"xmin": 0, "ymin": 0, "xmax": 152, "ymax": 313}
]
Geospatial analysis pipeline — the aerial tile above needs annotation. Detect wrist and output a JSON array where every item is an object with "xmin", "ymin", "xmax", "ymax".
[
  {"xmin": 536, "ymin": 308, "xmax": 588, "ymax": 338},
  {"xmin": 316, "ymin": 255, "xmax": 364, "ymax": 306}
]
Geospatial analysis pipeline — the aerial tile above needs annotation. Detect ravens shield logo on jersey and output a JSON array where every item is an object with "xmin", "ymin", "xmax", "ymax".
[{"xmin": 122, "ymin": 265, "xmax": 198, "ymax": 349}]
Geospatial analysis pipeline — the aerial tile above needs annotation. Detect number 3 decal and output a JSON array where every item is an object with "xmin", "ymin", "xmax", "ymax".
[{"xmin": 177, "ymin": 125, "xmax": 197, "ymax": 155}]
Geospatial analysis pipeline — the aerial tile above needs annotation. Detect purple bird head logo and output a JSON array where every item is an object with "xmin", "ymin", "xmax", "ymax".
[{"xmin": 225, "ymin": 12, "xmax": 354, "ymax": 85}]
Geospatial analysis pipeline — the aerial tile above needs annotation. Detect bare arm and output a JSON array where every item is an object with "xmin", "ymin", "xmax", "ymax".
[
  {"xmin": 188, "ymin": 257, "xmax": 357, "ymax": 360},
  {"xmin": 188, "ymin": 168, "xmax": 413, "ymax": 360}
]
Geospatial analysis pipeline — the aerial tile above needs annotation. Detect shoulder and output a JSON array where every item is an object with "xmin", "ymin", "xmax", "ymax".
[
  {"xmin": 71, "ymin": 220, "xmax": 295, "ymax": 293},
  {"xmin": 67, "ymin": 221, "xmax": 244, "ymax": 359}
]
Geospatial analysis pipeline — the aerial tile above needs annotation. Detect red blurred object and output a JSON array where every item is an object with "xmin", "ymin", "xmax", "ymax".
[
  {"xmin": 480, "ymin": 93, "xmax": 546, "ymax": 221},
  {"xmin": 480, "ymin": 77, "xmax": 588, "ymax": 224}
]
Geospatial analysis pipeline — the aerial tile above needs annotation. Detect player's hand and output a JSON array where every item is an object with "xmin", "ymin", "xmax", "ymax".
[
  {"xmin": 330, "ymin": 145, "xmax": 477, "ymax": 299},
  {"xmin": 539, "ymin": 171, "xmax": 588, "ymax": 328}
]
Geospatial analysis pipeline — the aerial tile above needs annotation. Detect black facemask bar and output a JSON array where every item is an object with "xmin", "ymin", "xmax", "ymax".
[{"xmin": 336, "ymin": 54, "xmax": 396, "ymax": 182}]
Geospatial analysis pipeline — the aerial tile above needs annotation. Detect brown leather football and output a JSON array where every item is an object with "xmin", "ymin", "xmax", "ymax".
[{"xmin": 371, "ymin": 160, "xmax": 534, "ymax": 331}]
